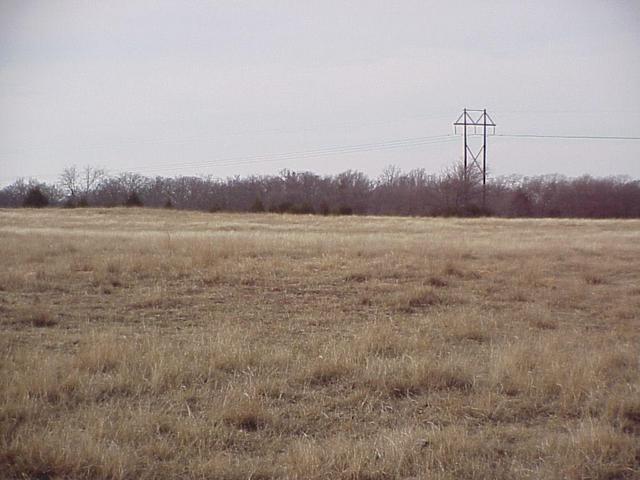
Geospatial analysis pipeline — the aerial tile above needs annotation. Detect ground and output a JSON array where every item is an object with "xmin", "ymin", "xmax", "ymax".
[{"xmin": 1, "ymin": 208, "xmax": 639, "ymax": 479}]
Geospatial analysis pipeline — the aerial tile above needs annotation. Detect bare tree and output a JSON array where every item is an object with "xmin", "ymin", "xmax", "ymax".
[
  {"xmin": 59, "ymin": 165, "xmax": 105, "ymax": 205},
  {"xmin": 431, "ymin": 160, "xmax": 485, "ymax": 215},
  {"xmin": 378, "ymin": 165, "xmax": 402, "ymax": 188},
  {"xmin": 80, "ymin": 165, "xmax": 106, "ymax": 198},
  {"xmin": 59, "ymin": 165, "xmax": 80, "ymax": 200}
]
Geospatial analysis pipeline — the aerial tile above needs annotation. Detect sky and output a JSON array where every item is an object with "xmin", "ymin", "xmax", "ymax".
[{"xmin": 1, "ymin": 0, "xmax": 639, "ymax": 185}]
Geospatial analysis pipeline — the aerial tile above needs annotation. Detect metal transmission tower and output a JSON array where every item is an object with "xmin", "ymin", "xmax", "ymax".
[{"xmin": 453, "ymin": 109, "xmax": 496, "ymax": 207}]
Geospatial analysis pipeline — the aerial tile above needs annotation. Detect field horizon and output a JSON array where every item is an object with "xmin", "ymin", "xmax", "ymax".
[{"xmin": 1, "ymin": 208, "xmax": 639, "ymax": 479}]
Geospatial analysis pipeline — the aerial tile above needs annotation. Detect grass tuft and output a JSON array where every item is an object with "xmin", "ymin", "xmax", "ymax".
[{"xmin": 29, "ymin": 310, "xmax": 57, "ymax": 328}]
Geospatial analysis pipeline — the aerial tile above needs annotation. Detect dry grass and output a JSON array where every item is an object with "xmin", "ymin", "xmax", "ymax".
[{"xmin": 0, "ymin": 208, "xmax": 639, "ymax": 479}]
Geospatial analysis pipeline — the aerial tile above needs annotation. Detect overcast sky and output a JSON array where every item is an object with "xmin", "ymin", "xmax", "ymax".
[{"xmin": 1, "ymin": 0, "xmax": 639, "ymax": 185}]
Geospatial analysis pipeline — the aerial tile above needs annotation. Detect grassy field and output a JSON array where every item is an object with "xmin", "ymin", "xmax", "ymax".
[{"xmin": 1, "ymin": 208, "xmax": 639, "ymax": 479}]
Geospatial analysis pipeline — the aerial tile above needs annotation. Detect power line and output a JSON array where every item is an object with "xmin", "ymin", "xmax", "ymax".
[
  {"xmin": 125, "ymin": 136, "xmax": 458, "ymax": 177},
  {"xmin": 3, "ymin": 128, "xmax": 639, "ymax": 184},
  {"xmin": 0, "ymin": 134, "xmax": 456, "ymax": 182},
  {"xmin": 494, "ymin": 109, "xmax": 640, "ymax": 115},
  {"xmin": 0, "ymin": 110, "xmax": 637, "ymax": 158},
  {"xmin": 495, "ymin": 133, "xmax": 640, "ymax": 141},
  {"xmin": 109, "ymin": 134, "xmax": 453, "ymax": 173},
  {"xmin": 0, "ymin": 113, "xmax": 455, "ymax": 158}
]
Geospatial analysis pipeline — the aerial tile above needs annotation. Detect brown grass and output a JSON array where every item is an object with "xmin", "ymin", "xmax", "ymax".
[{"xmin": 0, "ymin": 208, "xmax": 639, "ymax": 479}]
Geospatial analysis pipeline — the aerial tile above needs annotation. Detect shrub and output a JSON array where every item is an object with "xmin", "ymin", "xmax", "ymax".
[
  {"xmin": 279, "ymin": 201, "xmax": 294, "ymax": 213},
  {"xmin": 433, "ymin": 205, "xmax": 492, "ymax": 217},
  {"xmin": 250, "ymin": 198, "xmax": 265, "ymax": 213},
  {"xmin": 319, "ymin": 201, "xmax": 330, "ymax": 216},
  {"xmin": 23, "ymin": 187, "xmax": 49, "ymax": 208},
  {"xmin": 463, "ymin": 203, "xmax": 492, "ymax": 217},
  {"xmin": 510, "ymin": 190, "xmax": 533, "ymax": 217},
  {"xmin": 270, "ymin": 202, "xmax": 316, "ymax": 214},
  {"xmin": 291, "ymin": 202, "xmax": 315, "ymax": 214},
  {"xmin": 124, "ymin": 191, "xmax": 143, "ymax": 207},
  {"xmin": 30, "ymin": 311, "xmax": 57, "ymax": 328},
  {"xmin": 337, "ymin": 205, "xmax": 353, "ymax": 215}
]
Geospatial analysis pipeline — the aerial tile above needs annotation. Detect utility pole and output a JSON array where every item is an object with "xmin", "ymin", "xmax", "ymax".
[{"xmin": 453, "ymin": 109, "xmax": 496, "ymax": 208}]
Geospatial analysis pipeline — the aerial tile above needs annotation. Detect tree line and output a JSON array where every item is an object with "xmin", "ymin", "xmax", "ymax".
[{"xmin": 1, "ymin": 163, "xmax": 639, "ymax": 218}]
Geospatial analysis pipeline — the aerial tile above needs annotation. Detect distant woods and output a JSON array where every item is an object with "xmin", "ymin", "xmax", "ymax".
[{"xmin": 2, "ymin": 163, "xmax": 639, "ymax": 218}]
